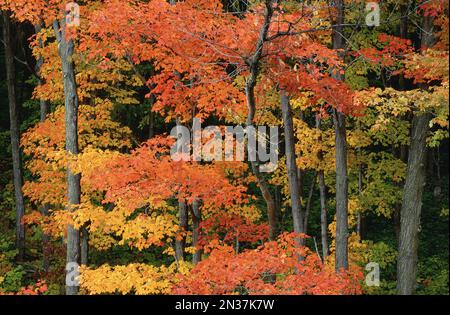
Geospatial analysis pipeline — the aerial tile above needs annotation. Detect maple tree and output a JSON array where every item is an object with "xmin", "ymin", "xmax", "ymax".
[
  {"xmin": 173, "ymin": 233, "xmax": 363, "ymax": 295},
  {"xmin": 0, "ymin": 0, "xmax": 448, "ymax": 297}
]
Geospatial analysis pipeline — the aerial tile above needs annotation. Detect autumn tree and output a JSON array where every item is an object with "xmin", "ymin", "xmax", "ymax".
[{"xmin": 397, "ymin": 1, "xmax": 449, "ymax": 295}]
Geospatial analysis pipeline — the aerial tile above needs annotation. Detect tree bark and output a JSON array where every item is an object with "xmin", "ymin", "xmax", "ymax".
[
  {"xmin": 397, "ymin": 14, "xmax": 434, "ymax": 295},
  {"xmin": 303, "ymin": 172, "xmax": 317, "ymax": 236},
  {"xmin": 357, "ymin": 163, "xmax": 363, "ymax": 238},
  {"xmin": 333, "ymin": 110, "xmax": 349, "ymax": 271},
  {"xmin": 315, "ymin": 117, "xmax": 329, "ymax": 259},
  {"xmin": 80, "ymin": 226, "xmax": 89, "ymax": 265},
  {"xmin": 53, "ymin": 19, "xmax": 81, "ymax": 295},
  {"xmin": 191, "ymin": 199, "xmax": 203, "ymax": 264},
  {"xmin": 2, "ymin": 11, "xmax": 26, "ymax": 262},
  {"xmin": 397, "ymin": 112, "xmax": 432, "ymax": 295},
  {"xmin": 318, "ymin": 170, "xmax": 329, "ymax": 259},
  {"xmin": 280, "ymin": 90, "xmax": 304, "ymax": 236},
  {"xmin": 175, "ymin": 201, "xmax": 188, "ymax": 262},
  {"xmin": 331, "ymin": 0, "xmax": 349, "ymax": 272}
]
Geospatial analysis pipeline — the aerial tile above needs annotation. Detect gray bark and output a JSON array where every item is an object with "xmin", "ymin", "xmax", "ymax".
[
  {"xmin": 2, "ymin": 11, "xmax": 26, "ymax": 261},
  {"xmin": 333, "ymin": 110, "xmax": 349, "ymax": 271},
  {"xmin": 175, "ymin": 201, "xmax": 188, "ymax": 262},
  {"xmin": 332, "ymin": 0, "xmax": 349, "ymax": 272},
  {"xmin": 357, "ymin": 164, "xmax": 363, "ymax": 237},
  {"xmin": 397, "ymin": 112, "xmax": 432, "ymax": 294},
  {"xmin": 80, "ymin": 226, "xmax": 89, "ymax": 265},
  {"xmin": 53, "ymin": 19, "xmax": 81, "ymax": 295},
  {"xmin": 397, "ymin": 14, "xmax": 434, "ymax": 295},
  {"xmin": 303, "ymin": 172, "xmax": 317, "ymax": 235},
  {"xmin": 318, "ymin": 170, "xmax": 329, "ymax": 259},
  {"xmin": 280, "ymin": 90, "xmax": 304, "ymax": 235},
  {"xmin": 191, "ymin": 199, "xmax": 203, "ymax": 264},
  {"xmin": 316, "ymin": 117, "xmax": 329, "ymax": 259}
]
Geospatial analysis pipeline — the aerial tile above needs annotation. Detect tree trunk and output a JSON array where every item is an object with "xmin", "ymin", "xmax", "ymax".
[
  {"xmin": 397, "ymin": 112, "xmax": 432, "ymax": 295},
  {"xmin": 80, "ymin": 226, "xmax": 89, "ymax": 265},
  {"xmin": 53, "ymin": 19, "xmax": 81, "ymax": 295},
  {"xmin": 175, "ymin": 201, "xmax": 188, "ymax": 262},
  {"xmin": 303, "ymin": 172, "xmax": 317, "ymax": 235},
  {"xmin": 331, "ymin": 0, "xmax": 349, "ymax": 272},
  {"xmin": 315, "ymin": 117, "xmax": 329, "ymax": 259},
  {"xmin": 333, "ymin": 110, "xmax": 349, "ymax": 271},
  {"xmin": 357, "ymin": 163, "xmax": 363, "ymax": 238},
  {"xmin": 149, "ymin": 110, "xmax": 155, "ymax": 139},
  {"xmin": 280, "ymin": 90, "xmax": 304, "ymax": 236},
  {"xmin": 2, "ymin": 11, "xmax": 26, "ymax": 262},
  {"xmin": 274, "ymin": 186, "xmax": 282, "ymax": 227},
  {"xmin": 397, "ymin": 14, "xmax": 434, "ymax": 295},
  {"xmin": 191, "ymin": 199, "xmax": 203, "ymax": 265},
  {"xmin": 318, "ymin": 170, "xmax": 329, "ymax": 259}
]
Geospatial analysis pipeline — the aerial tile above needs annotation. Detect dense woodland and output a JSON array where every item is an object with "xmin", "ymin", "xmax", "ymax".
[{"xmin": 0, "ymin": 0, "xmax": 448, "ymax": 296}]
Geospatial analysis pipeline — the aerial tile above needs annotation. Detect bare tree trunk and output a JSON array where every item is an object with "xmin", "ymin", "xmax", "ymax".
[
  {"xmin": 175, "ymin": 201, "xmax": 188, "ymax": 262},
  {"xmin": 318, "ymin": 170, "xmax": 329, "ymax": 259},
  {"xmin": 357, "ymin": 163, "xmax": 363, "ymax": 238},
  {"xmin": 149, "ymin": 110, "xmax": 155, "ymax": 139},
  {"xmin": 331, "ymin": 0, "xmax": 349, "ymax": 272},
  {"xmin": 303, "ymin": 172, "xmax": 317, "ymax": 235},
  {"xmin": 333, "ymin": 110, "xmax": 349, "ymax": 271},
  {"xmin": 315, "ymin": 117, "xmax": 329, "ymax": 259},
  {"xmin": 280, "ymin": 90, "xmax": 304, "ymax": 236},
  {"xmin": 433, "ymin": 147, "xmax": 442, "ymax": 198},
  {"xmin": 80, "ymin": 226, "xmax": 89, "ymax": 265},
  {"xmin": 397, "ymin": 14, "xmax": 434, "ymax": 295},
  {"xmin": 53, "ymin": 19, "xmax": 81, "ymax": 295},
  {"xmin": 394, "ymin": 8, "xmax": 410, "ymax": 244},
  {"xmin": 274, "ymin": 185, "xmax": 282, "ymax": 226},
  {"xmin": 2, "ymin": 11, "xmax": 25, "ymax": 262},
  {"xmin": 397, "ymin": 112, "xmax": 431, "ymax": 295},
  {"xmin": 191, "ymin": 199, "xmax": 203, "ymax": 264}
]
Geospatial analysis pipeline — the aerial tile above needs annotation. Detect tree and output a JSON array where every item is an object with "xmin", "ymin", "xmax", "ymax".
[
  {"xmin": 331, "ymin": 0, "xmax": 349, "ymax": 272},
  {"xmin": 173, "ymin": 233, "xmax": 363, "ymax": 295},
  {"xmin": 280, "ymin": 91, "xmax": 304, "ymax": 238},
  {"xmin": 2, "ymin": 11, "xmax": 26, "ymax": 261},
  {"xmin": 1, "ymin": 0, "xmax": 448, "ymax": 297},
  {"xmin": 397, "ymin": 1, "xmax": 446, "ymax": 294}
]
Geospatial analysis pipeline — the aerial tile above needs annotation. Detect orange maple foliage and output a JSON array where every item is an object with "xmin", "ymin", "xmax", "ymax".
[
  {"xmin": 0, "ymin": 281, "xmax": 48, "ymax": 296},
  {"xmin": 173, "ymin": 233, "xmax": 364, "ymax": 295},
  {"xmin": 82, "ymin": 0, "xmax": 360, "ymax": 121},
  {"xmin": 197, "ymin": 213, "xmax": 269, "ymax": 249}
]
